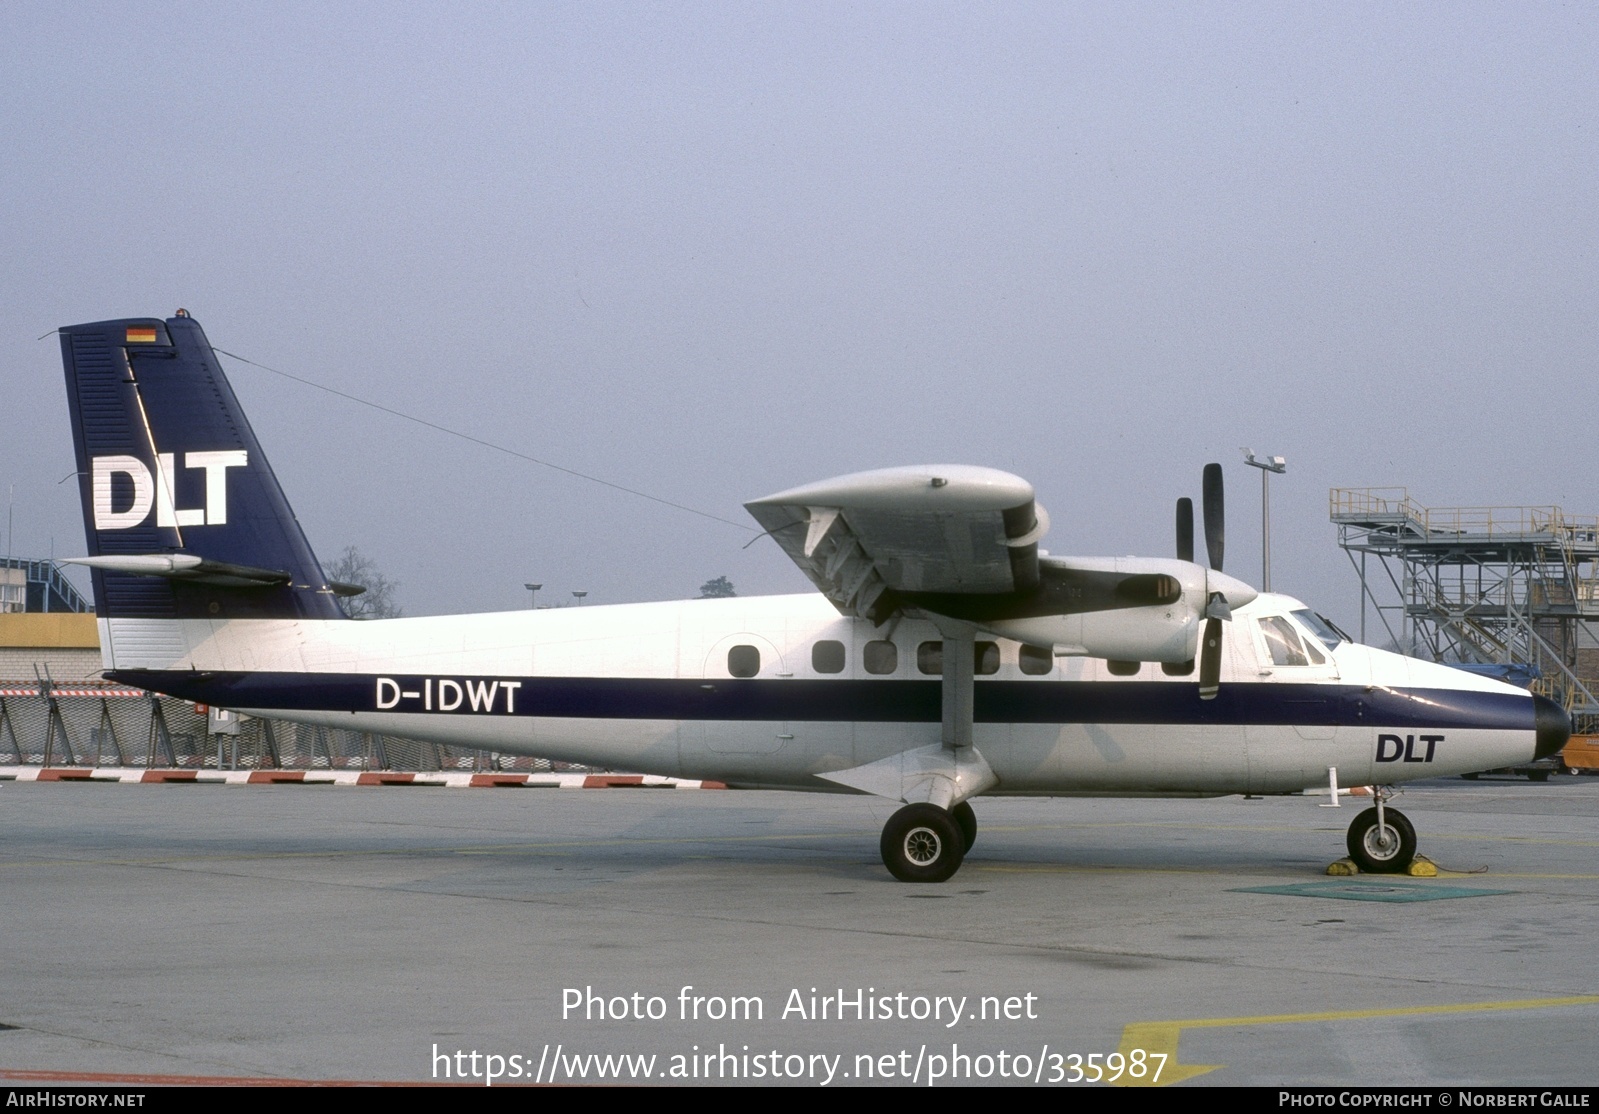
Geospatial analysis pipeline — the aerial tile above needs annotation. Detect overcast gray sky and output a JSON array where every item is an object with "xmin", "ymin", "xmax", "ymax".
[{"xmin": 4, "ymin": 2, "xmax": 1596, "ymax": 629}]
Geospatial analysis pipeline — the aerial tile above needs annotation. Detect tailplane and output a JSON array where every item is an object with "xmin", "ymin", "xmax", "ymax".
[{"xmin": 59, "ymin": 312, "xmax": 347, "ymax": 621}]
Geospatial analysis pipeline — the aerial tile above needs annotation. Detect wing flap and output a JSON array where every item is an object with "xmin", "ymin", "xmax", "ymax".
[{"xmin": 746, "ymin": 465, "xmax": 1046, "ymax": 618}]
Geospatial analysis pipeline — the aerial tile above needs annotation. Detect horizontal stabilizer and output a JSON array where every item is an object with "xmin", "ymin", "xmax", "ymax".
[{"xmin": 63, "ymin": 554, "xmax": 292, "ymax": 589}]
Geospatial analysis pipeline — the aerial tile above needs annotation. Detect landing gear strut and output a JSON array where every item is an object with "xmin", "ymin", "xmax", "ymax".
[{"xmin": 881, "ymin": 803, "xmax": 966, "ymax": 883}]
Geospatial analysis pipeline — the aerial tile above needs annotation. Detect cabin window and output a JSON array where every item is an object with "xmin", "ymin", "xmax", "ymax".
[
  {"xmin": 918, "ymin": 640, "xmax": 1002, "ymax": 676},
  {"xmin": 863, "ymin": 639, "xmax": 898, "ymax": 675},
  {"xmin": 1019, "ymin": 644, "xmax": 1054, "ymax": 676},
  {"xmin": 727, "ymin": 644, "xmax": 761, "ymax": 677},
  {"xmin": 975, "ymin": 641, "xmax": 1000, "ymax": 675},
  {"xmin": 1106, "ymin": 659, "xmax": 1141, "ymax": 676},
  {"xmin": 1257, "ymin": 616, "xmax": 1310, "ymax": 667},
  {"xmin": 811, "ymin": 639, "xmax": 846, "ymax": 674}
]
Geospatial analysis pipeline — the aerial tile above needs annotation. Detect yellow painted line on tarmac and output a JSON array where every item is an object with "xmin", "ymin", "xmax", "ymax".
[
  {"xmin": 1421, "ymin": 832, "xmax": 1599, "ymax": 848},
  {"xmin": 981, "ymin": 822, "xmax": 1599, "ymax": 847},
  {"xmin": 1112, "ymin": 994, "xmax": 1599, "ymax": 1087},
  {"xmin": 0, "ymin": 829, "xmax": 883, "ymax": 870}
]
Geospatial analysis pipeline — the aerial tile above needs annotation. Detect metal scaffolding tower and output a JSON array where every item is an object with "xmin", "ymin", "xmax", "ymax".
[{"xmin": 1331, "ymin": 488, "xmax": 1599, "ymax": 734}]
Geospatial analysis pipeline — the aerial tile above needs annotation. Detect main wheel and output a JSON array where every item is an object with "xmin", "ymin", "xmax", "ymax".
[
  {"xmin": 881, "ymin": 803, "xmax": 965, "ymax": 883},
  {"xmin": 1346, "ymin": 807, "xmax": 1417, "ymax": 873},
  {"xmin": 952, "ymin": 800, "xmax": 977, "ymax": 853}
]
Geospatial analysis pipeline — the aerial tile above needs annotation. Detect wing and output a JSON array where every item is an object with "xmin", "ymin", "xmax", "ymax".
[{"xmin": 744, "ymin": 465, "xmax": 1048, "ymax": 621}]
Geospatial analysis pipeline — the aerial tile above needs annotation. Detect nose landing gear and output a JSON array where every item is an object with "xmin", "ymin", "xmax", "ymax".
[{"xmin": 1345, "ymin": 793, "xmax": 1417, "ymax": 873}]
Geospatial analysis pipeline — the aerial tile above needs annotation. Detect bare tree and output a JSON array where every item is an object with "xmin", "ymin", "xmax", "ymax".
[
  {"xmin": 325, "ymin": 547, "xmax": 402, "ymax": 619},
  {"xmin": 698, "ymin": 576, "xmax": 736, "ymax": 598}
]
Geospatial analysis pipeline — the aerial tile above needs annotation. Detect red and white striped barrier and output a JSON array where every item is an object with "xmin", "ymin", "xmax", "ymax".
[
  {"xmin": 0, "ymin": 688, "xmax": 147, "ymax": 698},
  {"xmin": 0, "ymin": 766, "xmax": 725, "ymax": 789}
]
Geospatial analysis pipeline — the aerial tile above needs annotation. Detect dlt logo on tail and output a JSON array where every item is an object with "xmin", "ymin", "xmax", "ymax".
[{"xmin": 92, "ymin": 452, "xmax": 247, "ymax": 530}]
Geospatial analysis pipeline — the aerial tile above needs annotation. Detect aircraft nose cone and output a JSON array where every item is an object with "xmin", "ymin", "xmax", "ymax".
[{"xmin": 1533, "ymin": 695, "xmax": 1570, "ymax": 760}]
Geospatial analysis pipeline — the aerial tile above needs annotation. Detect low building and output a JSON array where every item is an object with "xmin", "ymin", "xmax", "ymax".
[{"xmin": 0, "ymin": 584, "xmax": 585, "ymax": 773}]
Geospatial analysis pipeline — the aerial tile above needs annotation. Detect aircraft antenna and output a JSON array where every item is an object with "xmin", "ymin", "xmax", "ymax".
[{"xmin": 213, "ymin": 347, "xmax": 757, "ymax": 533}]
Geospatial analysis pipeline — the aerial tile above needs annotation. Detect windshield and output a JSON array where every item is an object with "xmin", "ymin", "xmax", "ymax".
[{"xmin": 1292, "ymin": 608, "xmax": 1347, "ymax": 651}]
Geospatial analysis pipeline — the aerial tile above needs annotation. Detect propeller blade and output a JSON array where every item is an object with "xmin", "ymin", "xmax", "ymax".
[
  {"xmin": 1202, "ymin": 463, "xmax": 1224, "ymax": 571},
  {"xmin": 1198, "ymin": 616, "xmax": 1223, "ymax": 700},
  {"xmin": 1176, "ymin": 498, "xmax": 1194, "ymax": 563}
]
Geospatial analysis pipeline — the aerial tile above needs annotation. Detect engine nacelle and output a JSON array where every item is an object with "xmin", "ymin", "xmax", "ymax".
[
  {"xmin": 983, "ymin": 606, "xmax": 1201, "ymax": 663},
  {"xmin": 975, "ymin": 557, "xmax": 1253, "ymax": 663}
]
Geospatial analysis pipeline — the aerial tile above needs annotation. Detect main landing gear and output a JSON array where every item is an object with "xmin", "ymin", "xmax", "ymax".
[
  {"xmin": 881, "ymin": 802, "xmax": 976, "ymax": 883},
  {"xmin": 875, "ymin": 626, "xmax": 990, "ymax": 883},
  {"xmin": 952, "ymin": 800, "xmax": 977, "ymax": 853}
]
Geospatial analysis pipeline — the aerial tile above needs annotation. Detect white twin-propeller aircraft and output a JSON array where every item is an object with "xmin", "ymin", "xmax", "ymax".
[{"xmin": 57, "ymin": 314, "xmax": 1568, "ymax": 882}]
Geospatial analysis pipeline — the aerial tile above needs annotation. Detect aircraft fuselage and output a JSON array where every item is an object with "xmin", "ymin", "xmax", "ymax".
[{"xmin": 99, "ymin": 590, "xmax": 1549, "ymax": 796}]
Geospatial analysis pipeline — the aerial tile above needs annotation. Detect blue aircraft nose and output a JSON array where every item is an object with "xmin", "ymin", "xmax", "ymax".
[{"xmin": 1533, "ymin": 695, "xmax": 1571, "ymax": 760}]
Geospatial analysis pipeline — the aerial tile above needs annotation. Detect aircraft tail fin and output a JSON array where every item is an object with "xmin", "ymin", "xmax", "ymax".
[{"xmin": 59, "ymin": 313, "xmax": 346, "ymax": 622}]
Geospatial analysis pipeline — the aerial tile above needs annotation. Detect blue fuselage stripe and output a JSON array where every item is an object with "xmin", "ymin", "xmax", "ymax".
[{"xmin": 108, "ymin": 670, "xmax": 1536, "ymax": 731}]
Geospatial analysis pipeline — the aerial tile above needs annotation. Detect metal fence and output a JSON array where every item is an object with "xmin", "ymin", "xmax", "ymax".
[{"xmin": 0, "ymin": 684, "xmax": 592, "ymax": 772}]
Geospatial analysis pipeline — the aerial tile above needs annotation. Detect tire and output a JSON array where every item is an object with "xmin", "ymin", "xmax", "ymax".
[
  {"xmin": 880, "ymin": 803, "xmax": 965, "ymax": 883},
  {"xmin": 1346, "ymin": 807, "xmax": 1417, "ymax": 873},
  {"xmin": 1460, "ymin": 772, "xmax": 1479, "ymax": 780},
  {"xmin": 1529, "ymin": 770, "xmax": 1551, "ymax": 783},
  {"xmin": 952, "ymin": 800, "xmax": 977, "ymax": 853}
]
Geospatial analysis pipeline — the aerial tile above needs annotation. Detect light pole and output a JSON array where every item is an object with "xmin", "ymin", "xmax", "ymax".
[
  {"xmin": 1242, "ymin": 449, "xmax": 1287, "ymax": 592},
  {"xmin": 572, "ymin": 590, "xmax": 587, "ymax": 606},
  {"xmin": 524, "ymin": 582, "xmax": 541, "ymax": 609}
]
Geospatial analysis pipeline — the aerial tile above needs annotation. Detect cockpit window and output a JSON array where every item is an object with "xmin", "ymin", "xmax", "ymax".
[
  {"xmin": 1257, "ymin": 615, "xmax": 1310, "ymax": 667},
  {"xmin": 1291, "ymin": 608, "xmax": 1346, "ymax": 652},
  {"xmin": 1322, "ymin": 613, "xmax": 1354, "ymax": 644}
]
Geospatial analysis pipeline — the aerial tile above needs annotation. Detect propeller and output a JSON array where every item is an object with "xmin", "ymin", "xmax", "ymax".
[
  {"xmin": 1199, "ymin": 463, "xmax": 1231, "ymax": 699},
  {"xmin": 1202, "ymin": 462, "xmax": 1224, "ymax": 572},
  {"xmin": 1175, "ymin": 463, "xmax": 1238, "ymax": 701}
]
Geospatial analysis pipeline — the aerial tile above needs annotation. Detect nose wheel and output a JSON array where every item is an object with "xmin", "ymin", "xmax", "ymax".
[
  {"xmin": 881, "ymin": 803, "xmax": 966, "ymax": 882},
  {"xmin": 1346, "ymin": 806, "xmax": 1416, "ymax": 873}
]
